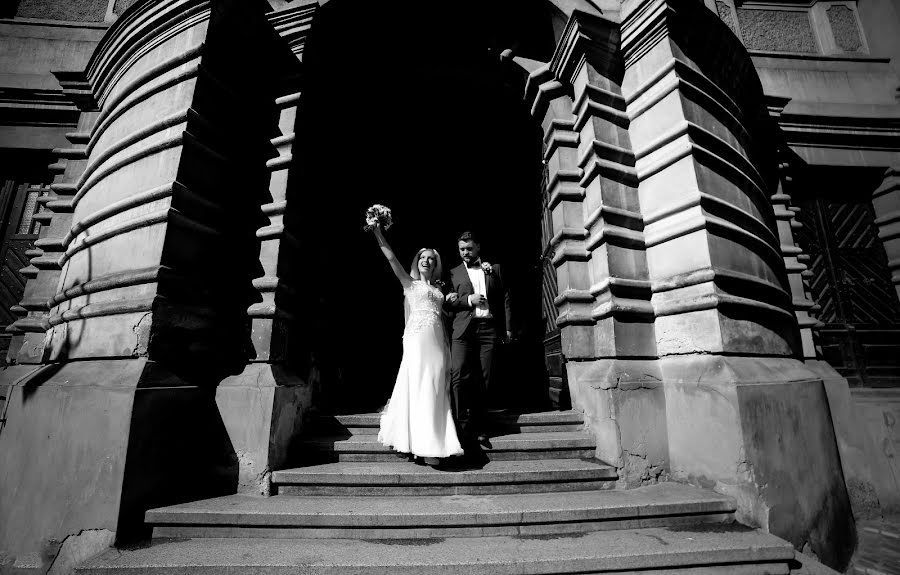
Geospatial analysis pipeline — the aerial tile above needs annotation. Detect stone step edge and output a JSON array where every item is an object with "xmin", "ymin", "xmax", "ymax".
[
  {"xmin": 271, "ymin": 461, "xmax": 618, "ymax": 486},
  {"xmin": 302, "ymin": 433, "xmax": 596, "ymax": 453},
  {"xmin": 273, "ymin": 479, "xmax": 617, "ymax": 496},
  {"xmin": 150, "ymin": 513, "xmax": 737, "ymax": 539},
  {"xmin": 75, "ymin": 528, "xmax": 796, "ymax": 575},
  {"xmin": 330, "ymin": 423, "xmax": 585, "ymax": 436},
  {"xmin": 318, "ymin": 410, "xmax": 584, "ymax": 426},
  {"xmin": 146, "ymin": 508, "xmax": 736, "ymax": 529},
  {"xmin": 271, "ymin": 475, "xmax": 618, "ymax": 488},
  {"xmin": 144, "ymin": 489, "xmax": 737, "ymax": 528}
]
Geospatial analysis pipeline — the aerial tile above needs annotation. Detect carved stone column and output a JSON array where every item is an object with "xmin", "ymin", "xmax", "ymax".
[
  {"xmin": 620, "ymin": 0, "xmax": 853, "ymax": 567},
  {"xmin": 767, "ymin": 134, "xmax": 820, "ymax": 360},
  {"xmin": 0, "ymin": 0, "xmax": 306, "ymax": 558},
  {"xmin": 527, "ymin": 12, "xmax": 665, "ymax": 486},
  {"xmin": 214, "ymin": 81, "xmax": 311, "ymax": 495}
]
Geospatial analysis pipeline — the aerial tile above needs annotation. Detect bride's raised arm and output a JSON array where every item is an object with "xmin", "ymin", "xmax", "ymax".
[{"xmin": 373, "ymin": 224, "xmax": 413, "ymax": 288}]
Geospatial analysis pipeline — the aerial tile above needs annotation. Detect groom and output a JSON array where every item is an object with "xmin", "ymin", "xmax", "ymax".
[{"xmin": 446, "ymin": 231, "xmax": 513, "ymax": 449}]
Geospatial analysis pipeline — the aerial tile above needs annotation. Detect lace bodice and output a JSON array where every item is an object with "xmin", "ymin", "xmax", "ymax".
[{"xmin": 404, "ymin": 280, "xmax": 444, "ymax": 336}]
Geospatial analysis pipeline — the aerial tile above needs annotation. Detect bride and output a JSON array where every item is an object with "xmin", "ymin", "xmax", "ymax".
[{"xmin": 371, "ymin": 223, "xmax": 464, "ymax": 466}]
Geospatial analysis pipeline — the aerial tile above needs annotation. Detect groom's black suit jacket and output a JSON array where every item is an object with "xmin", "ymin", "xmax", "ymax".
[{"xmin": 446, "ymin": 262, "xmax": 512, "ymax": 340}]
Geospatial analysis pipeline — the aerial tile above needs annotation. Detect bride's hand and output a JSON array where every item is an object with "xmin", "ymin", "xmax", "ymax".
[{"xmin": 445, "ymin": 292, "xmax": 458, "ymax": 303}]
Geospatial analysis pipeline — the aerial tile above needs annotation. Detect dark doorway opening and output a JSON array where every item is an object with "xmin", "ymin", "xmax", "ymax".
[{"xmin": 292, "ymin": 0, "xmax": 552, "ymax": 412}]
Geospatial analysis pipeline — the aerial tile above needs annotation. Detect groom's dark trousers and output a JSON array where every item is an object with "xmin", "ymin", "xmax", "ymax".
[
  {"xmin": 446, "ymin": 263, "xmax": 511, "ymax": 444},
  {"xmin": 450, "ymin": 320, "xmax": 498, "ymax": 441}
]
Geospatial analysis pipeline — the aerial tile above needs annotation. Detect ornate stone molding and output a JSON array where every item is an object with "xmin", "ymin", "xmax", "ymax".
[
  {"xmin": 268, "ymin": 3, "xmax": 317, "ymax": 59},
  {"xmin": 544, "ymin": 11, "xmax": 656, "ymax": 358},
  {"xmin": 621, "ymin": 0, "xmax": 793, "ymax": 356}
]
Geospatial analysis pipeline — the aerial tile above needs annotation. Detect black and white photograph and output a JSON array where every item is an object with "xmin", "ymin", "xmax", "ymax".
[{"xmin": 0, "ymin": 0, "xmax": 899, "ymax": 573}]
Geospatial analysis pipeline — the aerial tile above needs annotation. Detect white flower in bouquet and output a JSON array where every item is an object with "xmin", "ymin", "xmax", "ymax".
[{"xmin": 363, "ymin": 204, "xmax": 393, "ymax": 232}]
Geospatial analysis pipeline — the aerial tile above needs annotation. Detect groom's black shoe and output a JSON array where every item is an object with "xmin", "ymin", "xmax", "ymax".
[{"xmin": 476, "ymin": 434, "xmax": 492, "ymax": 449}]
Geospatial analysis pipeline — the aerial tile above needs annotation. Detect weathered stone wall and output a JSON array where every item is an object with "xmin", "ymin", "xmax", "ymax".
[{"xmin": 853, "ymin": 389, "xmax": 900, "ymax": 514}]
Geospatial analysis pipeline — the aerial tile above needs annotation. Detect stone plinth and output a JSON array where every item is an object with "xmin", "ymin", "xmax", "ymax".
[
  {"xmin": 0, "ymin": 359, "xmax": 237, "ymax": 558},
  {"xmin": 807, "ymin": 359, "xmax": 883, "ymax": 519},
  {"xmin": 215, "ymin": 364, "xmax": 311, "ymax": 495},
  {"xmin": 660, "ymin": 356, "xmax": 853, "ymax": 564}
]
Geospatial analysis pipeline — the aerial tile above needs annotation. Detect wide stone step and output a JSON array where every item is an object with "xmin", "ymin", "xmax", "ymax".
[
  {"xmin": 272, "ymin": 459, "xmax": 618, "ymax": 495},
  {"xmin": 77, "ymin": 526, "xmax": 795, "ymax": 575},
  {"xmin": 303, "ymin": 431, "xmax": 597, "ymax": 462},
  {"xmin": 146, "ymin": 483, "xmax": 736, "ymax": 539},
  {"xmin": 311, "ymin": 409, "xmax": 585, "ymax": 436}
]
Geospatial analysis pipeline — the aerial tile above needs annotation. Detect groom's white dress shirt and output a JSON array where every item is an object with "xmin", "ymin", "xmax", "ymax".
[{"xmin": 465, "ymin": 260, "xmax": 492, "ymax": 319}]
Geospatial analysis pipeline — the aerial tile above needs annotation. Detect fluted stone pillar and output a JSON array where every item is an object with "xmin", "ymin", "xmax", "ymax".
[
  {"xmin": 618, "ymin": 0, "xmax": 853, "ymax": 566},
  {"xmin": 0, "ymin": 0, "xmax": 307, "ymax": 558},
  {"xmin": 527, "ymin": 13, "xmax": 666, "ymax": 486}
]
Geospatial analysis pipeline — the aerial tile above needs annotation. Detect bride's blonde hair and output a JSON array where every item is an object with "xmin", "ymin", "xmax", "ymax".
[{"xmin": 409, "ymin": 248, "xmax": 443, "ymax": 282}]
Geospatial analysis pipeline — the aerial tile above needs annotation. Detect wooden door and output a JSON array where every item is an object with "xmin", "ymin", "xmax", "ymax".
[
  {"xmin": 795, "ymin": 168, "xmax": 900, "ymax": 387},
  {"xmin": 539, "ymin": 148, "xmax": 569, "ymax": 408}
]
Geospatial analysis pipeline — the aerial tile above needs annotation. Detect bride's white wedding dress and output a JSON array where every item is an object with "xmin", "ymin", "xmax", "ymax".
[{"xmin": 378, "ymin": 280, "xmax": 464, "ymax": 458}]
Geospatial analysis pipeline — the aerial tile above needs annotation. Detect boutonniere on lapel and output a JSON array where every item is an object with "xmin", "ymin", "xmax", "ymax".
[{"xmin": 481, "ymin": 262, "xmax": 493, "ymax": 275}]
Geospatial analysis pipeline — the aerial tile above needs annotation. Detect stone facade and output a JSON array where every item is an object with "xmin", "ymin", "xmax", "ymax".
[{"xmin": 0, "ymin": 0, "xmax": 899, "ymax": 572}]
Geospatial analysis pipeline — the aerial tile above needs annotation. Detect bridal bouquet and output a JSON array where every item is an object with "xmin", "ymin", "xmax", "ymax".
[{"xmin": 363, "ymin": 204, "xmax": 393, "ymax": 232}]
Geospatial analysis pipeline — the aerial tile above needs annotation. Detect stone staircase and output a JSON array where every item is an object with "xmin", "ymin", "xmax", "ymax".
[{"xmin": 77, "ymin": 410, "xmax": 796, "ymax": 574}]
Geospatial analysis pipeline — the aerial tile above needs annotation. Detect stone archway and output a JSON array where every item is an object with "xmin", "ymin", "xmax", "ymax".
[{"xmin": 290, "ymin": 0, "xmax": 560, "ymax": 413}]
